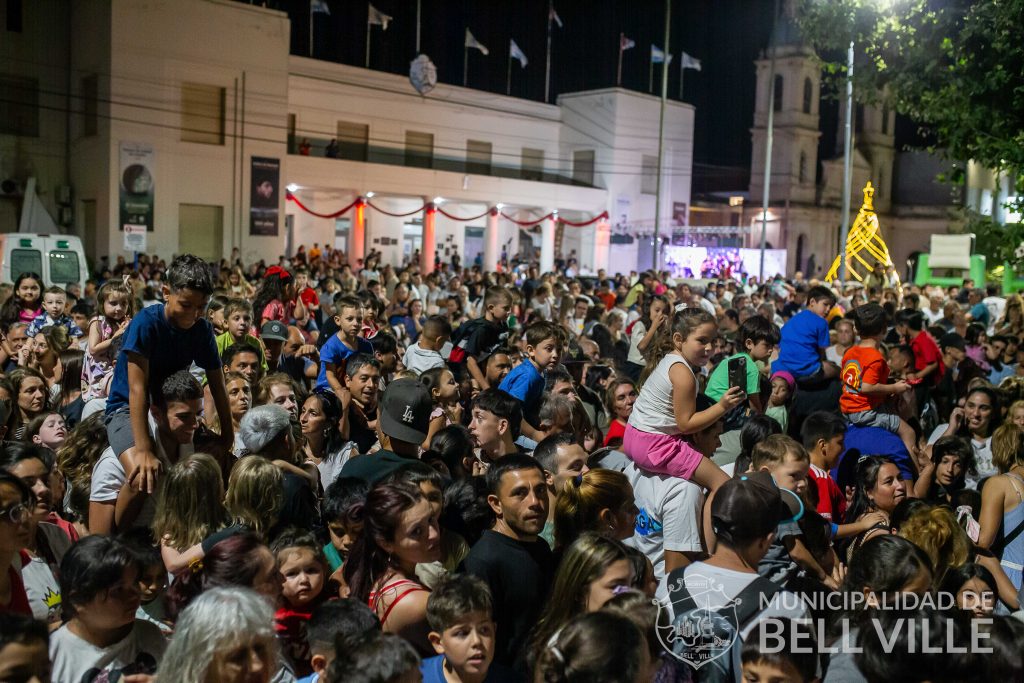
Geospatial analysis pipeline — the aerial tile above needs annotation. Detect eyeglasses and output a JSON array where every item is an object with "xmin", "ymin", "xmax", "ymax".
[{"xmin": 0, "ymin": 503, "xmax": 29, "ymax": 525}]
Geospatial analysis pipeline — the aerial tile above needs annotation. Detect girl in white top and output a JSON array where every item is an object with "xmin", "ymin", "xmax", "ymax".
[{"xmin": 624, "ymin": 307, "xmax": 744, "ymax": 491}]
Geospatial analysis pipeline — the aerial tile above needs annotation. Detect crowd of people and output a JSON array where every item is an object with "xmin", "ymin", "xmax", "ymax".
[{"xmin": 0, "ymin": 241, "xmax": 1022, "ymax": 682}]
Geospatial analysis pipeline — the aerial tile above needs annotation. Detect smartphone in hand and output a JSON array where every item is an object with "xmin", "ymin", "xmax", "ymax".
[{"xmin": 727, "ymin": 356, "xmax": 747, "ymax": 393}]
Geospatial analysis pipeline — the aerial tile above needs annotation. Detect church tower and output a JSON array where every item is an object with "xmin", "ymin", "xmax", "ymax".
[{"xmin": 749, "ymin": 0, "xmax": 821, "ymax": 206}]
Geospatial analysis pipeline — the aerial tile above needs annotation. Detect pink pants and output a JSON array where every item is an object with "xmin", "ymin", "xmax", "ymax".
[{"xmin": 623, "ymin": 424, "xmax": 704, "ymax": 480}]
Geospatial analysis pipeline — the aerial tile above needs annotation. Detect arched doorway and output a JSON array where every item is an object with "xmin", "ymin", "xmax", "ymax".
[{"xmin": 795, "ymin": 233, "xmax": 807, "ymax": 274}]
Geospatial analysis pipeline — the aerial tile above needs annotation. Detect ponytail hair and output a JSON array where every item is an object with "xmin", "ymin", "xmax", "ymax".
[
  {"xmin": 534, "ymin": 611, "xmax": 647, "ymax": 683},
  {"xmin": 553, "ymin": 469, "xmax": 633, "ymax": 550},
  {"xmin": 639, "ymin": 307, "xmax": 715, "ymax": 385}
]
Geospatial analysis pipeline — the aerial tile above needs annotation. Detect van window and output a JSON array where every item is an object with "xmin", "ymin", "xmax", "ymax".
[
  {"xmin": 10, "ymin": 249, "xmax": 42, "ymax": 279},
  {"xmin": 48, "ymin": 250, "xmax": 80, "ymax": 284}
]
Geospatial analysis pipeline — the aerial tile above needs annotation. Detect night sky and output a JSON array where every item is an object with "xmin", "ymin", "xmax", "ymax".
[{"xmin": 266, "ymin": 0, "xmax": 912, "ymax": 193}]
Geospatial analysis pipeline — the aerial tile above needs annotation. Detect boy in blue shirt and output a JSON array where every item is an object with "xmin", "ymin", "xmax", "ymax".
[
  {"xmin": 318, "ymin": 295, "xmax": 373, "ymax": 393},
  {"xmin": 772, "ymin": 285, "xmax": 838, "ymax": 387},
  {"xmin": 104, "ymin": 254, "xmax": 231, "ymax": 495},
  {"xmin": 498, "ymin": 320, "xmax": 562, "ymax": 442},
  {"xmin": 421, "ymin": 575, "xmax": 515, "ymax": 683}
]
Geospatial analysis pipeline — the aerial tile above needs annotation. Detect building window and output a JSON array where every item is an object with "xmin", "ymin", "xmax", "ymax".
[
  {"xmin": 521, "ymin": 147, "xmax": 544, "ymax": 181},
  {"xmin": 405, "ymin": 130, "xmax": 434, "ymax": 169},
  {"xmin": 5, "ymin": 0, "xmax": 22, "ymax": 32},
  {"xmin": 802, "ymin": 78, "xmax": 813, "ymax": 114},
  {"xmin": 466, "ymin": 139, "xmax": 492, "ymax": 175},
  {"xmin": 81, "ymin": 74, "xmax": 98, "ymax": 137},
  {"xmin": 773, "ymin": 75, "xmax": 783, "ymax": 112},
  {"xmin": 287, "ymin": 114, "xmax": 296, "ymax": 153},
  {"xmin": 181, "ymin": 82, "xmax": 225, "ymax": 145},
  {"xmin": 641, "ymin": 155, "xmax": 659, "ymax": 195},
  {"xmin": 799, "ymin": 152, "xmax": 807, "ymax": 183},
  {"xmin": 0, "ymin": 75, "xmax": 39, "ymax": 137},
  {"xmin": 337, "ymin": 121, "xmax": 369, "ymax": 161},
  {"xmin": 573, "ymin": 149, "xmax": 595, "ymax": 186},
  {"xmin": 881, "ymin": 105, "xmax": 890, "ymax": 135}
]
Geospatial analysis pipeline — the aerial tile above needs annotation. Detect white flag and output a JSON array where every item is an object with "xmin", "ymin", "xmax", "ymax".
[
  {"xmin": 510, "ymin": 39, "xmax": 528, "ymax": 68},
  {"xmin": 681, "ymin": 51, "xmax": 702, "ymax": 71},
  {"xmin": 550, "ymin": 6, "xmax": 563, "ymax": 28},
  {"xmin": 311, "ymin": 0, "xmax": 330, "ymax": 15},
  {"xmin": 651, "ymin": 45, "xmax": 672, "ymax": 64},
  {"xmin": 465, "ymin": 28, "xmax": 489, "ymax": 55},
  {"xmin": 368, "ymin": 3, "xmax": 391, "ymax": 30},
  {"xmin": 620, "ymin": 33, "xmax": 635, "ymax": 51}
]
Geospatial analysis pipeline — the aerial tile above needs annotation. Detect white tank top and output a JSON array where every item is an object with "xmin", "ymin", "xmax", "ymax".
[{"xmin": 628, "ymin": 353, "xmax": 696, "ymax": 435}]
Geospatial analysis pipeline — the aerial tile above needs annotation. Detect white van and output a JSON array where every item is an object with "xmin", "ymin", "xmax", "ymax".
[{"xmin": 0, "ymin": 234, "xmax": 89, "ymax": 290}]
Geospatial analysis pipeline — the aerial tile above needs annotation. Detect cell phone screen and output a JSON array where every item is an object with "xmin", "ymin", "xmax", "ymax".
[{"xmin": 728, "ymin": 356, "xmax": 746, "ymax": 392}]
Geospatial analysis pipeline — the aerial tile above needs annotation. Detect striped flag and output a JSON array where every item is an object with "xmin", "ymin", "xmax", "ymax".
[
  {"xmin": 465, "ymin": 28, "xmax": 489, "ymax": 55},
  {"xmin": 681, "ymin": 52, "xmax": 702, "ymax": 71},
  {"xmin": 550, "ymin": 6, "xmax": 563, "ymax": 28},
  {"xmin": 510, "ymin": 39, "xmax": 528, "ymax": 68},
  {"xmin": 651, "ymin": 44, "xmax": 671, "ymax": 64},
  {"xmin": 311, "ymin": 0, "xmax": 330, "ymax": 15},
  {"xmin": 620, "ymin": 34, "xmax": 635, "ymax": 51},
  {"xmin": 368, "ymin": 3, "xmax": 391, "ymax": 30}
]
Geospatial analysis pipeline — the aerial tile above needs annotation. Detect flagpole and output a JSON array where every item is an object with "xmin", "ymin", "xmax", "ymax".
[
  {"xmin": 463, "ymin": 43, "xmax": 469, "ymax": 86},
  {"xmin": 679, "ymin": 64, "xmax": 684, "ymax": 101},
  {"xmin": 308, "ymin": 1, "xmax": 314, "ymax": 57},
  {"xmin": 544, "ymin": 0, "xmax": 553, "ymax": 102},
  {"xmin": 416, "ymin": 0, "xmax": 422, "ymax": 53},
  {"xmin": 648, "ymin": 51, "xmax": 654, "ymax": 93},
  {"xmin": 507, "ymin": 48, "xmax": 513, "ymax": 95},
  {"xmin": 617, "ymin": 34, "xmax": 624, "ymax": 87},
  {"xmin": 653, "ymin": 0, "xmax": 671, "ymax": 272},
  {"xmin": 759, "ymin": 0, "xmax": 780, "ymax": 282},
  {"xmin": 365, "ymin": 20, "xmax": 372, "ymax": 67}
]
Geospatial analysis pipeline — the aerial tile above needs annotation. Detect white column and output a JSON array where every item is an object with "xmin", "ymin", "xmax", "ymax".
[
  {"xmin": 540, "ymin": 215, "xmax": 556, "ymax": 274},
  {"xmin": 421, "ymin": 204, "xmax": 437, "ymax": 273},
  {"xmin": 594, "ymin": 219, "xmax": 611, "ymax": 273},
  {"xmin": 485, "ymin": 208, "xmax": 500, "ymax": 270}
]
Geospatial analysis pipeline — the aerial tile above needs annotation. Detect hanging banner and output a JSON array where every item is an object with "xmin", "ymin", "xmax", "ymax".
[
  {"xmin": 119, "ymin": 142, "xmax": 155, "ymax": 234},
  {"xmin": 250, "ymin": 156, "xmax": 280, "ymax": 236}
]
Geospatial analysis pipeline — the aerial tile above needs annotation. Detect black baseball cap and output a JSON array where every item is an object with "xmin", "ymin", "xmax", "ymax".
[
  {"xmin": 711, "ymin": 471, "xmax": 804, "ymax": 539},
  {"xmin": 939, "ymin": 333, "xmax": 966, "ymax": 352},
  {"xmin": 260, "ymin": 320, "xmax": 288, "ymax": 342},
  {"xmin": 379, "ymin": 377, "xmax": 432, "ymax": 445}
]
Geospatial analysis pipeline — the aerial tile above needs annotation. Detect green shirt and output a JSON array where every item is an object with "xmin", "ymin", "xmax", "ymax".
[
  {"xmin": 705, "ymin": 352, "xmax": 761, "ymax": 402},
  {"xmin": 215, "ymin": 331, "xmax": 268, "ymax": 370}
]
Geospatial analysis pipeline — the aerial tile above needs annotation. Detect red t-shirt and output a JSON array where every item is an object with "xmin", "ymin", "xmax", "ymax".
[
  {"xmin": 909, "ymin": 331, "xmax": 943, "ymax": 385},
  {"xmin": 809, "ymin": 464, "xmax": 847, "ymax": 523},
  {"xmin": 604, "ymin": 419, "xmax": 627, "ymax": 446},
  {"xmin": 298, "ymin": 286, "xmax": 320, "ymax": 310},
  {"xmin": 840, "ymin": 345, "xmax": 888, "ymax": 414}
]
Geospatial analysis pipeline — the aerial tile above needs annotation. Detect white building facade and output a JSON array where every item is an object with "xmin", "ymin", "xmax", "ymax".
[{"xmin": 0, "ymin": 0, "xmax": 694, "ymax": 275}]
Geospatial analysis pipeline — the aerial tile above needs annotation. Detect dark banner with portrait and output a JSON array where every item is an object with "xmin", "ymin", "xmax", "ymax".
[
  {"xmin": 250, "ymin": 156, "xmax": 280, "ymax": 236},
  {"xmin": 119, "ymin": 142, "xmax": 155, "ymax": 232}
]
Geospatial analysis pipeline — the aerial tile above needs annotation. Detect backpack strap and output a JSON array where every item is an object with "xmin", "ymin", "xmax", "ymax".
[{"xmin": 732, "ymin": 576, "xmax": 782, "ymax": 630}]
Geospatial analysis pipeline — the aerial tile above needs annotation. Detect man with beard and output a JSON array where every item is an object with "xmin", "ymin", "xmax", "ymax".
[{"xmin": 460, "ymin": 455, "xmax": 553, "ymax": 670}]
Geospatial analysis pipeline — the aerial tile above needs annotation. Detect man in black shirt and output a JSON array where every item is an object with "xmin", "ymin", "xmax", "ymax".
[{"xmin": 460, "ymin": 455, "xmax": 553, "ymax": 669}]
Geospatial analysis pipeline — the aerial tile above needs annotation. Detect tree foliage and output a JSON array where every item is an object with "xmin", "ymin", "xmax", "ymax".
[{"xmin": 796, "ymin": 0, "xmax": 1024, "ymax": 181}]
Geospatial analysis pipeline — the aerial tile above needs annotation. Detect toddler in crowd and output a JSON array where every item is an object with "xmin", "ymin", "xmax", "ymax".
[
  {"xmin": 272, "ymin": 529, "xmax": 331, "ymax": 678},
  {"xmin": 26, "ymin": 286, "xmax": 83, "ymax": 339},
  {"xmin": 322, "ymin": 476, "xmax": 369, "ymax": 577},
  {"xmin": 839, "ymin": 303, "xmax": 917, "ymax": 457},
  {"xmin": 421, "ymin": 366, "xmax": 463, "ymax": 448},
  {"xmin": 624, "ymin": 307, "xmax": 743, "ymax": 491},
  {"xmin": 766, "ymin": 370, "xmax": 794, "ymax": 433}
]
